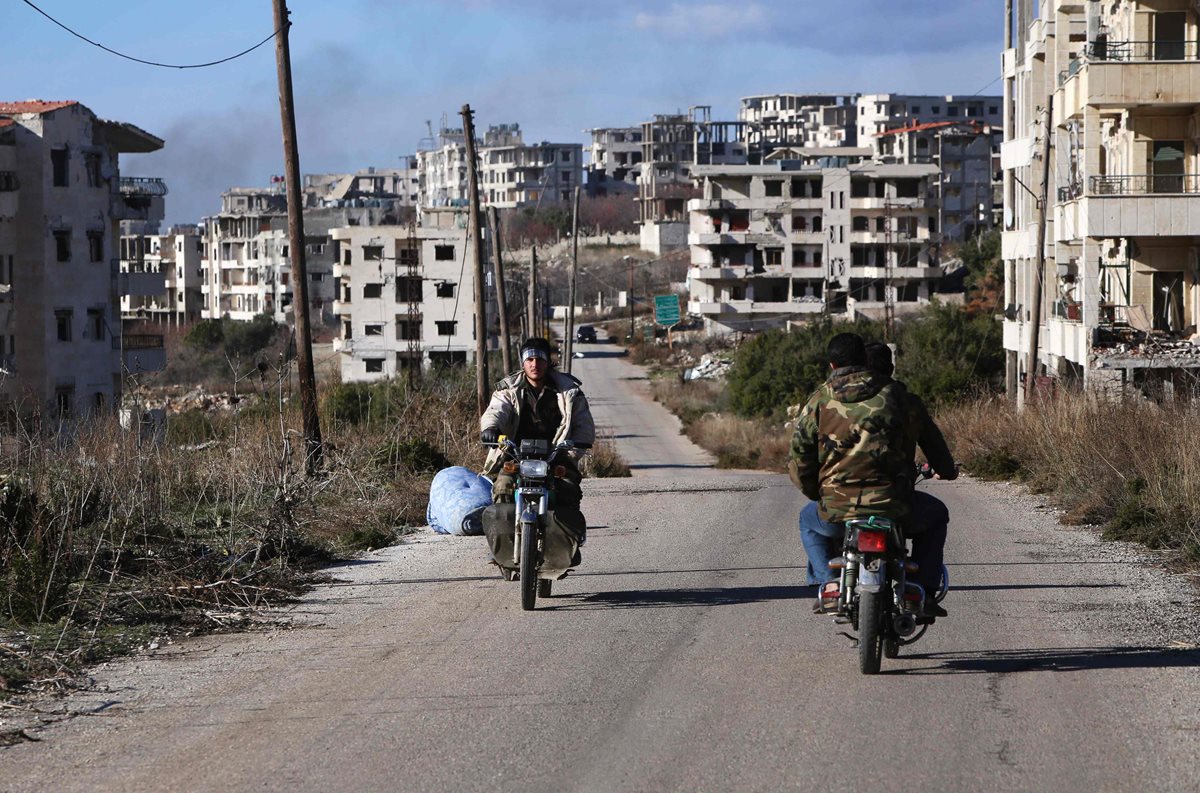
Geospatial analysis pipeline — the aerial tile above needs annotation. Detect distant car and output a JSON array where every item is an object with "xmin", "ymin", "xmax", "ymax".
[{"xmin": 575, "ymin": 325, "xmax": 598, "ymax": 344}]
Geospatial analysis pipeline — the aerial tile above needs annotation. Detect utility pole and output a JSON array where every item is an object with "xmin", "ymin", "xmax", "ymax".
[
  {"xmin": 627, "ymin": 255, "xmax": 635, "ymax": 342},
  {"xmin": 1024, "ymin": 96, "xmax": 1053, "ymax": 403},
  {"xmin": 486, "ymin": 206, "xmax": 512, "ymax": 374},
  {"xmin": 528, "ymin": 247, "xmax": 539, "ymax": 341},
  {"xmin": 565, "ymin": 186, "xmax": 581, "ymax": 372},
  {"xmin": 461, "ymin": 104, "xmax": 489, "ymax": 414},
  {"xmin": 272, "ymin": 0, "xmax": 322, "ymax": 474}
]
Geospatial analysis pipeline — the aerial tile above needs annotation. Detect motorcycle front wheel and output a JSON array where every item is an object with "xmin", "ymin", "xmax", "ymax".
[
  {"xmin": 520, "ymin": 520, "xmax": 538, "ymax": 611},
  {"xmin": 858, "ymin": 590, "xmax": 884, "ymax": 674}
]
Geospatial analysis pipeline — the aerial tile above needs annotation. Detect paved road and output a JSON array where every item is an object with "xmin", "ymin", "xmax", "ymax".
[{"xmin": 2, "ymin": 343, "xmax": 1199, "ymax": 792}]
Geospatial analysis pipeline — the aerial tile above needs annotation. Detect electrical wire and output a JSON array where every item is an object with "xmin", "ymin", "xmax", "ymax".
[{"xmin": 21, "ymin": 0, "xmax": 281, "ymax": 69}]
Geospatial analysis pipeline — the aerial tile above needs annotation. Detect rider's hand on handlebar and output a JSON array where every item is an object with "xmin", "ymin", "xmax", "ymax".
[{"xmin": 481, "ymin": 429, "xmax": 500, "ymax": 446}]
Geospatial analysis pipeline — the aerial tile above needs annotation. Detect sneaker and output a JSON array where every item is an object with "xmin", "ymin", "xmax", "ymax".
[{"xmin": 813, "ymin": 581, "xmax": 840, "ymax": 614}]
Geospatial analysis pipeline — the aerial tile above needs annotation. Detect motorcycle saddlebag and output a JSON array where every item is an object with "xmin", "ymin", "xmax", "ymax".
[{"xmin": 481, "ymin": 503, "xmax": 582, "ymax": 581}]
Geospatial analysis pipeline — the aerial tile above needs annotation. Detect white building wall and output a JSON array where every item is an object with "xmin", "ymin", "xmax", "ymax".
[{"xmin": 330, "ymin": 217, "xmax": 475, "ymax": 381}]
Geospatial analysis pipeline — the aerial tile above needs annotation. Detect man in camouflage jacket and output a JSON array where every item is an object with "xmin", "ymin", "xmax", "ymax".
[{"xmin": 790, "ymin": 333, "xmax": 956, "ymax": 615}]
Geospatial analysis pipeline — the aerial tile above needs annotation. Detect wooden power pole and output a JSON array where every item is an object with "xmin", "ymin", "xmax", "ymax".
[
  {"xmin": 486, "ymin": 206, "xmax": 512, "ymax": 374},
  {"xmin": 1024, "ymin": 96, "xmax": 1054, "ymax": 403},
  {"xmin": 461, "ymin": 104, "xmax": 489, "ymax": 414},
  {"xmin": 272, "ymin": 0, "xmax": 322, "ymax": 474},
  {"xmin": 528, "ymin": 248, "xmax": 539, "ymax": 341},
  {"xmin": 564, "ymin": 186, "xmax": 581, "ymax": 372}
]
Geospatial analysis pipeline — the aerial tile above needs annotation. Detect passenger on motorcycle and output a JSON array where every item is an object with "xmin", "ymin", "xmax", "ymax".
[
  {"xmin": 480, "ymin": 336, "xmax": 595, "ymax": 529},
  {"xmin": 790, "ymin": 333, "xmax": 957, "ymax": 617}
]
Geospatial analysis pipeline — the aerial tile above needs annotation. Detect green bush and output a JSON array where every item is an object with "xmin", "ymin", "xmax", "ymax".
[
  {"xmin": 893, "ymin": 302, "xmax": 1004, "ymax": 408},
  {"xmin": 726, "ymin": 319, "xmax": 882, "ymax": 418},
  {"xmin": 223, "ymin": 314, "xmax": 280, "ymax": 358},
  {"xmin": 185, "ymin": 319, "xmax": 224, "ymax": 351},
  {"xmin": 724, "ymin": 304, "xmax": 1004, "ymax": 419}
]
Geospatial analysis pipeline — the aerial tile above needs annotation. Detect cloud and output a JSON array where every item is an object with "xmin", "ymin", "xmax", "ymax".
[{"xmin": 633, "ymin": 3, "xmax": 767, "ymax": 39}]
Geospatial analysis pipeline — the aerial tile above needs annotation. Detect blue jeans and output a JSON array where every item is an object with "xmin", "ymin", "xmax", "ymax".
[{"xmin": 799, "ymin": 492, "xmax": 949, "ymax": 594}]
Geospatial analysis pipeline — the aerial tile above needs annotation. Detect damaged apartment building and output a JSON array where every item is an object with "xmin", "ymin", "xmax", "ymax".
[
  {"xmin": 636, "ymin": 93, "xmax": 1001, "ymax": 257},
  {"xmin": 0, "ymin": 100, "xmax": 167, "ymax": 419},
  {"xmin": 585, "ymin": 126, "xmax": 643, "ymax": 197},
  {"xmin": 201, "ymin": 168, "xmax": 412, "ymax": 325},
  {"xmin": 687, "ymin": 149, "xmax": 943, "ymax": 334},
  {"xmin": 330, "ymin": 207, "xmax": 476, "ymax": 379},
  {"xmin": 417, "ymin": 122, "xmax": 582, "ymax": 211},
  {"xmin": 1003, "ymin": 0, "xmax": 1200, "ymax": 400}
]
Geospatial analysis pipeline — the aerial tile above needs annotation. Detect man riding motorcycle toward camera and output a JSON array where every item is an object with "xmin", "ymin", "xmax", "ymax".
[
  {"xmin": 791, "ymin": 333, "xmax": 957, "ymax": 618},
  {"xmin": 480, "ymin": 337, "xmax": 595, "ymax": 562}
]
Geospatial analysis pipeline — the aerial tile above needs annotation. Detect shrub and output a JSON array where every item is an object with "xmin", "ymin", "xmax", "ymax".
[{"xmin": 184, "ymin": 319, "xmax": 224, "ymax": 351}]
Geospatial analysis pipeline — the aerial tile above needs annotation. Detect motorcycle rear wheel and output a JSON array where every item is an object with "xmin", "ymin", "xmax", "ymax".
[
  {"xmin": 858, "ymin": 590, "xmax": 884, "ymax": 674},
  {"xmin": 520, "ymin": 520, "xmax": 538, "ymax": 611}
]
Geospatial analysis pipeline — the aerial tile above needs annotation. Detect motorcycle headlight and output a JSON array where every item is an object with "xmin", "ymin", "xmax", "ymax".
[{"xmin": 519, "ymin": 459, "xmax": 549, "ymax": 478}]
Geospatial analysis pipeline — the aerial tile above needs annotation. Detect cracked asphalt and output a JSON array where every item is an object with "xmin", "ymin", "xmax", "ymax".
[{"xmin": 1, "ymin": 342, "xmax": 1198, "ymax": 792}]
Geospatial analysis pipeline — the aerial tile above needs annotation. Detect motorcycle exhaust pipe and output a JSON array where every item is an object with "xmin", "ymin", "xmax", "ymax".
[{"xmin": 893, "ymin": 613, "xmax": 917, "ymax": 637}]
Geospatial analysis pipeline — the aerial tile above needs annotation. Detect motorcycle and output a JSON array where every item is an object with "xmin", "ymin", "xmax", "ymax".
[
  {"xmin": 485, "ymin": 436, "xmax": 580, "ymax": 611},
  {"xmin": 824, "ymin": 466, "xmax": 949, "ymax": 674}
]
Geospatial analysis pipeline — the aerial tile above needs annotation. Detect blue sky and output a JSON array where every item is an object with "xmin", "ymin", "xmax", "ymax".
[{"xmin": 5, "ymin": 0, "xmax": 1004, "ymax": 225}]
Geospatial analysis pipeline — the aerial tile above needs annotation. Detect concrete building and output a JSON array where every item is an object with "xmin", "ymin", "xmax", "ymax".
[
  {"xmin": 875, "ymin": 121, "xmax": 997, "ymax": 241},
  {"xmin": 0, "ymin": 100, "xmax": 165, "ymax": 419},
  {"xmin": 418, "ymin": 123, "xmax": 582, "ymax": 211},
  {"xmin": 330, "ymin": 208, "xmax": 476, "ymax": 379},
  {"xmin": 856, "ymin": 94, "xmax": 1002, "ymax": 146},
  {"xmin": 119, "ymin": 223, "xmax": 204, "ymax": 325},
  {"xmin": 585, "ymin": 126, "xmax": 643, "ymax": 196},
  {"xmin": 686, "ymin": 152, "xmax": 942, "ymax": 334},
  {"xmin": 1003, "ymin": 0, "xmax": 1200, "ymax": 399},
  {"xmin": 739, "ymin": 94, "xmax": 859, "ymax": 148},
  {"xmin": 201, "ymin": 175, "xmax": 409, "ymax": 325}
]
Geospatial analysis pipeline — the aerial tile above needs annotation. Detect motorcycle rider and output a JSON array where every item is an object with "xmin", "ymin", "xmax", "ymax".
[
  {"xmin": 480, "ymin": 336, "xmax": 595, "ymax": 536},
  {"xmin": 791, "ymin": 333, "xmax": 956, "ymax": 618}
]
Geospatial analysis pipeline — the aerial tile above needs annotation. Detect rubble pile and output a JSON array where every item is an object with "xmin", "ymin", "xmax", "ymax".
[
  {"xmin": 127, "ymin": 385, "xmax": 269, "ymax": 414},
  {"xmin": 683, "ymin": 353, "xmax": 734, "ymax": 381},
  {"xmin": 1093, "ymin": 336, "xmax": 1200, "ymax": 362}
]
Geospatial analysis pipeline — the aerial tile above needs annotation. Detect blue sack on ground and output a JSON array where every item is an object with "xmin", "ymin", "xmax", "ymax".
[{"xmin": 427, "ymin": 466, "xmax": 493, "ymax": 536}]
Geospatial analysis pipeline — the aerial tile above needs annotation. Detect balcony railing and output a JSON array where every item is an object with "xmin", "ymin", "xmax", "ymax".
[
  {"xmin": 123, "ymin": 333, "xmax": 165, "ymax": 350},
  {"xmin": 118, "ymin": 177, "xmax": 168, "ymax": 196},
  {"xmin": 1084, "ymin": 40, "xmax": 1199, "ymax": 62},
  {"xmin": 1089, "ymin": 174, "xmax": 1200, "ymax": 195}
]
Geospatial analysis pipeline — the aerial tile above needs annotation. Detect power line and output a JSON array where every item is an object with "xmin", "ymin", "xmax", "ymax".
[{"xmin": 21, "ymin": 0, "xmax": 281, "ymax": 69}]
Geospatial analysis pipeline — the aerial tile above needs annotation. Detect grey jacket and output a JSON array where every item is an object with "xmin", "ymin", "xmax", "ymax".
[{"xmin": 480, "ymin": 369, "xmax": 596, "ymax": 476}]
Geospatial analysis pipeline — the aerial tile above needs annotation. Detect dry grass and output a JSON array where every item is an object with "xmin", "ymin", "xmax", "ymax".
[
  {"xmin": 938, "ymin": 393, "xmax": 1200, "ymax": 559},
  {"xmin": 584, "ymin": 432, "xmax": 632, "ymax": 478},
  {"xmin": 0, "ymin": 369, "xmax": 484, "ymax": 698},
  {"xmin": 647, "ymin": 377, "xmax": 788, "ymax": 471}
]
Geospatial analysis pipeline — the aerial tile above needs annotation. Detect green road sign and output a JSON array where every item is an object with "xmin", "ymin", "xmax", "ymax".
[{"xmin": 654, "ymin": 294, "xmax": 680, "ymax": 326}]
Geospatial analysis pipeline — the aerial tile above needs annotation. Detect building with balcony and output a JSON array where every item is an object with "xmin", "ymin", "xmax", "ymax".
[
  {"xmin": 201, "ymin": 176, "xmax": 410, "ymax": 325},
  {"xmin": 417, "ymin": 123, "xmax": 582, "ymax": 211},
  {"xmin": 856, "ymin": 94, "xmax": 1003, "ymax": 147},
  {"xmin": 119, "ymin": 222, "xmax": 203, "ymax": 325},
  {"xmin": 330, "ymin": 208, "xmax": 475, "ymax": 380},
  {"xmin": 1003, "ymin": 0, "xmax": 1200, "ymax": 400},
  {"xmin": 738, "ymin": 94, "xmax": 859, "ymax": 148},
  {"xmin": 687, "ymin": 155, "xmax": 942, "ymax": 334},
  {"xmin": 0, "ymin": 100, "xmax": 164, "ymax": 418},
  {"xmin": 585, "ymin": 126, "xmax": 643, "ymax": 197},
  {"xmin": 875, "ymin": 121, "xmax": 998, "ymax": 241}
]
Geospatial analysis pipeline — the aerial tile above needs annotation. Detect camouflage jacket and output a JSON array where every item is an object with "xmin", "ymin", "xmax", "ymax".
[
  {"xmin": 890, "ymin": 379, "xmax": 957, "ymax": 485},
  {"xmin": 789, "ymin": 366, "xmax": 913, "ymax": 523}
]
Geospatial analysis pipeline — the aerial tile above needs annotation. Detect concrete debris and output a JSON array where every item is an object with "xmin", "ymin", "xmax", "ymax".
[{"xmin": 683, "ymin": 353, "xmax": 733, "ymax": 381}]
